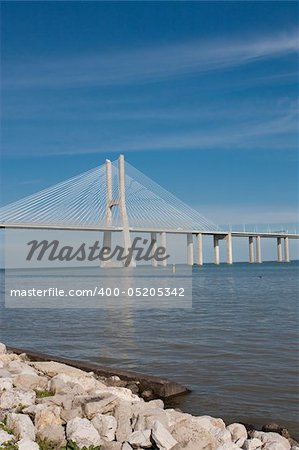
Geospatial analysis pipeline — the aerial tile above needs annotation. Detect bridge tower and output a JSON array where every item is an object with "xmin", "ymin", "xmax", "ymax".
[{"xmin": 102, "ymin": 154, "xmax": 136, "ymax": 267}]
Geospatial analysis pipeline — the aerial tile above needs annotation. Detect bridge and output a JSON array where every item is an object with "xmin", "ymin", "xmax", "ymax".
[{"xmin": 0, "ymin": 155, "xmax": 298, "ymax": 266}]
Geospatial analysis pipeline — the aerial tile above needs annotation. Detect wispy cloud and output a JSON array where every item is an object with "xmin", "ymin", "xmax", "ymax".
[
  {"xmin": 4, "ymin": 109, "xmax": 296, "ymax": 158},
  {"xmin": 3, "ymin": 32, "xmax": 298, "ymax": 88}
]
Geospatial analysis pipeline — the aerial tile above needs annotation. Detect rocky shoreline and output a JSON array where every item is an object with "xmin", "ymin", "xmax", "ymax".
[{"xmin": 0, "ymin": 343, "xmax": 297, "ymax": 450}]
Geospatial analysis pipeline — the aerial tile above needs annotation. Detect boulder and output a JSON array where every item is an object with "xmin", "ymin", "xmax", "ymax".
[
  {"xmin": 0, "ymin": 377, "xmax": 13, "ymax": 391},
  {"xmin": 49, "ymin": 372, "xmax": 104, "ymax": 394},
  {"xmin": 0, "ymin": 368, "xmax": 12, "ymax": 378},
  {"xmin": 0, "ymin": 429, "xmax": 14, "ymax": 445},
  {"xmin": 35, "ymin": 405, "xmax": 62, "ymax": 431},
  {"xmin": 0, "ymin": 343, "xmax": 7, "ymax": 354},
  {"xmin": 66, "ymin": 417, "xmax": 102, "ymax": 448},
  {"xmin": 213, "ymin": 428, "xmax": 234, "ymax": 446},
  {"xmin": 6, "ymin": 412, "xmax": 36, "ymax": 441},
  {"xmin": 13, "ymin": 373, "xmax": 48, "ymax": 391},
  {"xmin": 101, "ymin": 443, "xmax": 122, "ymax": 450},
  {"xmin": 30, "ymin": 361, "xmax": 94, "ymax": 379},
  {"xmin": 60, "ymin": 406, "xmax": 83, "ymax": 423},
  {"xmin": 91, "ymin": 413, "xmax": 117, "ymax": 442},
  {"xmin": 196, "ymin": 416, "xmax": 226, "ymax": 430},
  {"xmin": 171, "ymin": 418, "xmax": 217, "ymax": 450},
  {"xmin": 165, "ymin": 409, "xmax": 189, "ymax": 428},
  {"xmin": 127, "ymin": 429, "xmax": 152, "ymax": 448},
  {"xmin": 115, "ymin": 401, "xmax": 133, "ymax": 442},
  {"xmin": 82, "ymin": 394, "xmax": 118, "ymax": 418},
  {"xmin": 242, "ymin": 438, "xmax": 263, "ymax": 450},
  {"xmin": 122, "ymin": 443, "xmax": 134, "ymax": 450},
  {"xmin": 7, "ymin": 361, "xmax": 37, "ymax": 376},
  {"xmin": 215, "ymin": 444, "xmax": 243, "ymax": 450},
  {"xmin": 37, "ymin": 424, "xmax": 66, "ymax": 446},
  {"xmin": 227, "ymin": 423, "xmax": 247, "ymax": 447},
  {"xmin": 0, "ymin": 389, "xmax": 36, "ymax": 409},
  {"xmin": 37, "ymin": 393, "xmax": 73, "ymax": 410},
  {"xmin": 253, "ymin": 431, "xmax": 291, "ymax": 450},
  {"xmin": 95, "ymin": 386, "xmax": 141, "ymax": 404},
  {"xmin": 152, "ymin": 420, "xmax": 178, "ymax": 450},
  {"xmin": 17, "ymin": 439, "xmax": 41, "ymax": 450}
]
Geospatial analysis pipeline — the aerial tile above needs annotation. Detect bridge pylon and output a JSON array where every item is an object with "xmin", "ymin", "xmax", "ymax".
[{"xmin": 102, "ymin": 154, "xmax": 136, "ymax": 267}]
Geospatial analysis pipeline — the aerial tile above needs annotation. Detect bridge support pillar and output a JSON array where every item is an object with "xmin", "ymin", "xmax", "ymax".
[
  {"xmin": 277, "ymin": 237, "xmax": 283, "ymax": 262},
  {"xmin": 151, "ymin": 233, "xmax": 158, "ymax": 267},
  {"xmin": 213, "ymin": 235, "xmax": 220, "ymax": 265},
  {"xmin": 249, "ymin": 236, "xmax": 254, "ymax": 263},
  {"xmin": 119, "ymin": 155, "xmax": 136, "ymax": 267},
  {"xmin": 226, "ymin": 233, "xmax": 233, "ymax": 264},
  {"xmin": 255, "ymin": 236, "xmax": 262, "ymax": 263},
  {"xmin": 160, "ymin": 232, "xmax": 167, "ymax": 267},
  {"xmin": 187, "ymin": 234, "xmax": 193, "ymax": 266},
  {"xmin": 196, "ymin": 233, "xmax": 203, "ymax": 266},
  {"xmin": 102, "ymin": 159, "xmax": 113, "ymax": 266},
  {"xmin": 284, "ymin": 237, "xmax": 290, "ymax": 262}
]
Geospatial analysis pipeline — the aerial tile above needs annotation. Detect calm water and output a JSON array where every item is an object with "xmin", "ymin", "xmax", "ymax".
[{"xmin": 0, "ymin": 262, "xmax": 298, "ymax": 437}]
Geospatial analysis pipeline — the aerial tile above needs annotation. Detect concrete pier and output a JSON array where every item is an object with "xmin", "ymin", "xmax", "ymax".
[
  {"xmin": 213, "ymin": 235, "xmax": 220, "ymax": 265},
  {"xmin": 249, "ymin": 236, "xmax": 254, "ymax": 263},
  {"xmin": 187, "ymin": 233, "xmax": 194, "ymax": 266},
  {"xmin": 160, "ymin": 232, "xmax": 167, "ymax": 267},
  {"xmin": 226, "ymin": 233, "xmax": 233, "ymax": 264},
  {"xmin": 256, "ymin": 236, "xmax": 262, "ymax": 263},
  {"xmin": 277, "ymin": 237, "xmax": 283, "ymax": 262},
  {"xmin": 196, "ymin": 233, "xmax": 203, "ymax": 266},
  {"xmin": 284, "ymin": 237, "xmax": 290, "ymax": 262},
  {"xmin": 151, "ymin": 232, "xmax": 158, "ymax": 267}
]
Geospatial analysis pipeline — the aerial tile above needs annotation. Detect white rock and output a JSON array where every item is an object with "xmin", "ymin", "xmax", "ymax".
[
  {"xmin": 6, "ymin": 413, "xmax": 36, "ymax": 441},
  {"xmin": 17, "ymin": 439, "xmax": 40, "ymax": 450},
  {"xmin": 128, "ymin": 429, "xmax": 152, "ymax": 448},
  {"xmin": 115, "ymin": 401, "xmax": 133, "ymax": 442},
  {"xmin": 122, "ymin": 443, "xmax": 133, "ymax": 450},
  {"xmin": 171, "ymin": 418, "xmax": 217, "ymax": 450},
  {"xmin": 91, "ymin": 413, "xmax": 117, "ymax": 442},
  {"xmin": 0, "ymin": 389, "xmax": 36, "ymax": 409},
  {"xmin": 213, "ymin": 428, "xmax": 234, "ymax": 445},
  {"xmin": 253, "ymin": 431, "xmax": 291, "ymax": 450},
  {"xmin": 35, "ymin": 405, "xmax": 62, "ymax": 431},
  {"xmin": 13, "ymin": 373, "xmax": 48, "ymax": 391},
  {"xmin": 0, "ymin": 429, "xmax": 14, "ymax": 445},
  {"xmin": 7, "ymin": 361, "xmax": 37, "ymax": 376},
  {"xmin": 0, "ymin": 377, "xmax": 13, "ymax": 391},
  {"xmin": 216, "ymin": 443, "xmax": 243, "ymax": 450},
  {"xmin": 196, "ymin": 415, "xmax": 226, "ymax": 430},
  {"xmin": 83, "ymin": 394, "xmax": 118, "ymax": 418},
  {"xmin": 30, "ymin": 361, "xmax": 94, "ymax": 379},
  {"xmin": 66, "ymin": 417, "xmax": 102, "ymax": 448},
  {"xmin": 152, "ymin": 420, "xmax": 178, "ymax": 450},
  {"xmin": 165, "ymin": 408, "xmax": 189, "ymax": 428},
  {"xmin": 95, "ymin": 386, "xmax": 140, "ymax": 403},
  {"xmin": 242, "ymin": 438, "xmax": 263, "ymax": 450},
  {"xmin": 101, "ymin": 443, "xmax": 122, "ymax": 450},
  {"xmin": 0, "ymin": 342, "xmax": 7, "ymax": 354},
  {"xmin": 227, "ymin": 423, "xmax": 247, "ymax": 447},
  {"xmin": 50, "ymin": 372, "xmax": 103, "ymax": 393},
  {"xmin": 37, "ymin": 424, "xmax": 66, "ymax": 446},
  {"xmin": 147, "ymin": 399, "xmax": 164, "ymax": 409}
]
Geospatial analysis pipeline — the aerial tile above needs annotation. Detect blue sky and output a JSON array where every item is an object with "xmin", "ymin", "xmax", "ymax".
[{"xmin": 1, "ymin": 1, "xmax": 298, "ymax": 231}]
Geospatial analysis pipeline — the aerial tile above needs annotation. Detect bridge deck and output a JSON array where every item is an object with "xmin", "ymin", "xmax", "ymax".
[{"xmin": 0, "ymin": 223, "xmax": 298, "ymax": 239}]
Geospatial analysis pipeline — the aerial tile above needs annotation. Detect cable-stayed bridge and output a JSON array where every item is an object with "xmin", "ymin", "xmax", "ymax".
[{"xmin": 0, "ymin": 155, "xmax": 298, "ymax": 265}]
